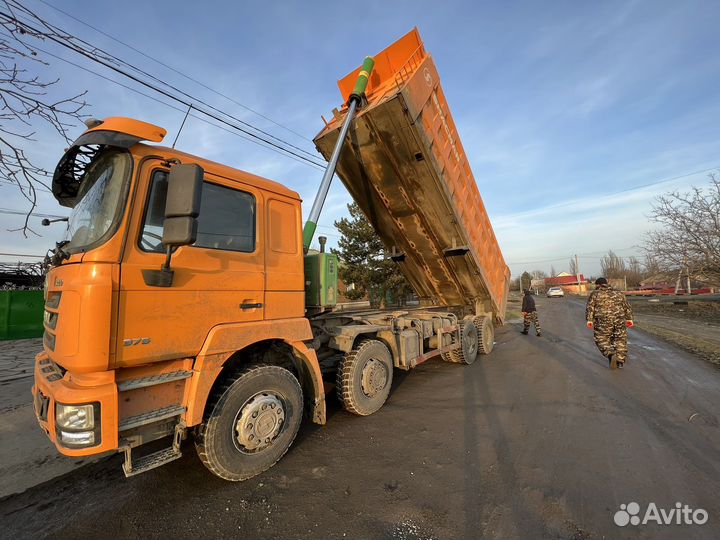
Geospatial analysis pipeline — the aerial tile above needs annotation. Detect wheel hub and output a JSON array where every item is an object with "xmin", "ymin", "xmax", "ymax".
[
  {"xmin": 235, "ymin": 392, "xmax": 285, "ymax": 452},
  {"xmin": 361, "ymin": 358, "xmax": 388, "ymax": 397},
  {"xmin": 464, "ymin": 328, "xmax": 478, "ymax": 357}
]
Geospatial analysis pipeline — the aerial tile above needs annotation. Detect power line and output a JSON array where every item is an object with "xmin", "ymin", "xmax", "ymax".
[
  {"xmin": 506, "ymin": 247, "xmax": 640, "ymax": 265},
  {"xmin": 0, "ymin": 252, "xmax": 45, "ymax": 258},
  {"xmin": 7, "ymin": 3, "xmax": 321, "ymax": 163},
  {"xmin": 11, "ymin": 3, "xmax": 322, "ymax": 163},
  {"xmin": 0, "ymin": 177, "xmax": 53, "ymax": 193},
  {"xmin": 0, "ymin": 206, "xmax": 66, "ymax": 218},
  {"xmin": 0, "ymin": 33, "xmax": 318, "ymax": 164},
  {"xmin": 495, "ymin": 165, "xmax": 720, "ymax": 222},
  {"xmin": 35, "ymin": 0, "xmax": 313, "ymax": 144},
  {"xmin": 609, "ymin": 166, "xmax": 720, "ymax": 195},
  {"xmin": 0, "ymin": 5, "xmax": 327, "ymax": 171}
]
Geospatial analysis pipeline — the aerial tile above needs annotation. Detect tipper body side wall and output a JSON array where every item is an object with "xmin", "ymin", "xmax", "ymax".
[{"xmin": 314, "ymin": 29, "xmax": 509, "ymax": 320}]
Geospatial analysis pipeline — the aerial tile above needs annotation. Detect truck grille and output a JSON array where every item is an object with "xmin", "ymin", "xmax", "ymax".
[
  {"xmin": 43, "ymin": 330, "xmax": 56, "ymax": 351},
  {"xmin": 44, "ymin": 310, "xmax": 58, "ymax": 330},
  {"xmin": 34, "ymin": 389, "xmax": 49, "ymax": 422},
  {"xmin": 43, "ymin": 292, "xmax": 61, "ymax": 352},
  {"xmin": 45, "ymin": 291, "xmax": 61, "ymax": 309}
]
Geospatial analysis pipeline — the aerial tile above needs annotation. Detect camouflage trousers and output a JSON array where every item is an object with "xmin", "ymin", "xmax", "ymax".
[
  {"xmin": 593, "ymin": 319, "xmax": 628, "ymax": 362},
  {"xmin": 523, "ymin": 312, "xmax": 541, "ymax": 334}
]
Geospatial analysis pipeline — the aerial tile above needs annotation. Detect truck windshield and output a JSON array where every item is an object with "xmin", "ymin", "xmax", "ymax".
[{"xmin": 63, "ymin": 149, "xmax": 132, "ymax": 253}]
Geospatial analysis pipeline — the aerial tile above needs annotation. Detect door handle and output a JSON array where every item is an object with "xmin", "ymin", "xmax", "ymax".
[{"xmin": 240, "ymin": 303, "xmax": 263, "ymax": 310}]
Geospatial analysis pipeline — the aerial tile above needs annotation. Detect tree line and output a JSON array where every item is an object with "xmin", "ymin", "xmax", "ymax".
[{"xmin": 515, "ymin": 176, "xmax": 720, "ymax": 291}]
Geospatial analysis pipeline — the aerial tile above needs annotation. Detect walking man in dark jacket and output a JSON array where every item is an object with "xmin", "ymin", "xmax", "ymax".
[
  {"xmin": 586, "ymin": 277, "xmax": 634, "ymax": 369},
  {"xmin": 521, "ymin": 289, "xmax": 542, "ymax": 336}
]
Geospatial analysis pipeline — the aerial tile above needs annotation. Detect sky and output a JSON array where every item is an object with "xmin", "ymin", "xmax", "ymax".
[{"xmin": 1, "ymin": 0, "xmax": 720, "ymax": 278}]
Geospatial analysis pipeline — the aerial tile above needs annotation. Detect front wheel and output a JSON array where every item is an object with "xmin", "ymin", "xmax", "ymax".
[{"xmin": 195, "ymin": 364, "xmax": 303, "ymax": 481}]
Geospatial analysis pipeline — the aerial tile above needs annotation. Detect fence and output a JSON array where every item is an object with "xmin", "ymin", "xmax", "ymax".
[{"xmin": 0, "ymin": 290, "xmax": 44, "ymax": 340}]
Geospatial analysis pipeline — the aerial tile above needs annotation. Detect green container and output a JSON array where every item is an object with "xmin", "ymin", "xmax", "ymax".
[
  {"xmin": 304, "ymin": 252, "xmax": 338, "ymax": 308},
  {"xmin": 0, "ymin": 290, "xmax": 45, "ymax": 340}
]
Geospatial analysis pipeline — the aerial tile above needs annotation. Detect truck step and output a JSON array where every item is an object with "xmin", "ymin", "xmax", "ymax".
[
  {"xmin": 117, "ymin": 370, "xmax": 193, "ymax": 392},
  {"xmin": 119, "ymin": 405, "xmax": 186, "ymax": 431},
  {"xmin": 122, "ymin": 446, "xmax": 181, "ymax": 477}
]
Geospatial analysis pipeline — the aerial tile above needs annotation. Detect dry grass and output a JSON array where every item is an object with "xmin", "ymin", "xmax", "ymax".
[{"xmin": 636, "ymin": 322, "xmax": 720, "ymax": 368}]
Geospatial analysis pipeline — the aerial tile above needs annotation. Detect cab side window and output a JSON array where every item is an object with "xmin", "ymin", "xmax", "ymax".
[{"xmin": 140, "ymin": 170, "xmax": 256, "ymax": 253}]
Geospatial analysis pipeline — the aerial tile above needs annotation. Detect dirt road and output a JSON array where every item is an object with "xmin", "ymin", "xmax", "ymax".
[{"xmin": 1, "ymin": 297, "xmax": 719, "ymax": 539}]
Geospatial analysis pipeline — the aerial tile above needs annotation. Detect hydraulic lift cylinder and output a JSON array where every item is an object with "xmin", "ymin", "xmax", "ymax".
[{"xmin": 303, "ymin": 56, "xmax": 375, "ymax": 252}]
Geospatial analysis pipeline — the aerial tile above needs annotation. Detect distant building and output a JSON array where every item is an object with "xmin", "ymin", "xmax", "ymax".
[
  {"xmin": 530, "ymin": 278, "xmax": 545, "ymax": 291},
  {"xmin": 544, "ymin": 273, "xmax": 588, "ymax": 295},
  {"xmin": 639, "ymin": 273, "xmax": 675, "ymax": 289}
]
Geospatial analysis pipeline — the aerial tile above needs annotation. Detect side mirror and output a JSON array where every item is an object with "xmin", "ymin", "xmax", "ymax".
[
  {"xmin": 162, "ymin": 164, "xmax": 204, "ymax": 246},
  {"xmin": 143, "ymin": 163, "xmax": 204, "ymax": 288}
]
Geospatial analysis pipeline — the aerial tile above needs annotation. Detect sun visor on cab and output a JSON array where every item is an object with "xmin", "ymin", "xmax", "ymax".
[{"xmin": 52, "ymin": 117, "xmax": 166, "ymax": 208}]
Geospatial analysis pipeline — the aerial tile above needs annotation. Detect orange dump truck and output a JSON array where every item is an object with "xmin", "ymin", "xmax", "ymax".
[{"xmin": 32, "ymin": 29, "xmax": 509, "ymax": 481}]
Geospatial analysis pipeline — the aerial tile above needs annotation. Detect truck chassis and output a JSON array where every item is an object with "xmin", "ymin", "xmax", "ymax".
[{"xmin": 310, "ymin": 307, "xmax": 495, "ymax": 415}]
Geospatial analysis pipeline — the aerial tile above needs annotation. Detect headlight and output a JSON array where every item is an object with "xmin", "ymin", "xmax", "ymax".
[
  {"xmin": 59, "ymin": 430, "xmax": 95, "ymax": 446},
  {"xmin": 56, "ymin": 403, "xmax": 95, "ymax": 430},
  {"xmin": 55, "ymin": 402, "xmax": 101, "ymax": 448}
]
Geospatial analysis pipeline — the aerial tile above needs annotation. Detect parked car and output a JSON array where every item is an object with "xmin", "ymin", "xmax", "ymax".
[{"xmin": 547, "ymin": 287, "xmax": 565, "ymax": 298}]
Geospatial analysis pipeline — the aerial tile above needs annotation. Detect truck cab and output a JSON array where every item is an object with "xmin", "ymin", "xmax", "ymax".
[{"xmin": 34, "ymin": 117, "xmax": 325, "ymax": 479}]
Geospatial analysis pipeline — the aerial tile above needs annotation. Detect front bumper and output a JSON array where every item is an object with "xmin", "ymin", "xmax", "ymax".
[{"xmin": 32, "ymin": 352, "xmax": 119, "ymax": 457}]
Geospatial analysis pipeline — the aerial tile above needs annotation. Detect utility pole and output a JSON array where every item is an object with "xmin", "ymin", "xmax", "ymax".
[{"xmin": 574, "ymin": 253, "xmax": 581, "ymax": 294}]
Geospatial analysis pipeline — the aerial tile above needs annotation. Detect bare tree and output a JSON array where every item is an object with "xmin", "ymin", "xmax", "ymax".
[
  {"xmin": 643, "ymin": 176, "xmax": 720, "ymax": 286},
  {"xmin": 625, "ymin": 256, "xmax": 644, "ymax": 287},
  {"xmin": 531, "ymin": 269, "xmax": 547, "ymax": 279},
  {"xmin": 643, "ymin": 255, "xmax": 661, "ymax": 277},
  {"xmin": 0, "ymin": 1, "xmax": 87, "ymax": 236},
  {"xmin": 600, "ymin": 250, "xmax": 626, "ymax": 279},
  {"xmin": 549, "ymin": 265, "xmax": 557, "ymax": 277},
  {"xmin": 569, "ymin": 257, "xmax": 578, "ymax": 276}
]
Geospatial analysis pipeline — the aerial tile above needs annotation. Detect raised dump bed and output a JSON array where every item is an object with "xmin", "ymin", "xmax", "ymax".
[{"xmin": 314, "ymin": 29, "xmax": 509, "ymax": 321}]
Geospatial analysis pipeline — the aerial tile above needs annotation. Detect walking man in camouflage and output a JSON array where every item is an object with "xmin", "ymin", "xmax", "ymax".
[
  {"xmin": 521, "ymin": 289, "xmax": 542, "ymax": 337},
  {"xmin": 585, "ymin": 277, "xmax": 634, "ymax": 369}
]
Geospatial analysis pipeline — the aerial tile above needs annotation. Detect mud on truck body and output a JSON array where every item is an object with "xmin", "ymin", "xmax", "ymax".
[{"xmin": 32, "ymin": 29, "xmax": 509, "ymax": 480}]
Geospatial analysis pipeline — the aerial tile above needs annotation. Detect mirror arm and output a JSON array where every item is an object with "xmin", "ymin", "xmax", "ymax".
[
  {"xmin": 142, "ymin": 246, "xmax": 175, "ymax": 287},
  {"xmin": 163, "ymin": 245, "xmax": 173, "ymax": 271}
]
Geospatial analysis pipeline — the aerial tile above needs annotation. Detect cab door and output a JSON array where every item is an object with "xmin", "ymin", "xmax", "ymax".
[{"xmin": 116, "ymin": 159, "xmax": 265, "ymax": 367}]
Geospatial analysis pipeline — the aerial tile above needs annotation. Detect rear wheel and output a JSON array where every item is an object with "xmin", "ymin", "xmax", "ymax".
[
  {"xmin": 448, "ymin": 319, "xmax": 479, "ymax": 364},
  {"xmin": 337, "ymin": 339, "xmax": 393, "ymax": 416},
  {"xmin": 195, "ymin": 364, "xmax": 303, "ymax": 481},
  {"xmin": 474, "ymin": 315, "xmax": 495, "ymax": 355}
]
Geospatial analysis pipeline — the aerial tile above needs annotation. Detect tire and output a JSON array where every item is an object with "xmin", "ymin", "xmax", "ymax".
[
  {"xmin": 449, "ymin": 319, "xmax": 479, "ymax": 364},
  {"xmin": 440, "ymin": 332, "xmax": 456, "ymax": 363},
  {"xmin": 337, "ymin": 339, "xmax": 393, "ymax": 416},
  {"xmin": 474, "ymin": 315, "xmax": 495, "ymax": 355},
  {"xmin": 195, "ymin": 364, "xmax": 303, "ymax": 481},
  {"xmin": 439, "ymin": 321, "xmax": 457, "ymax": 363}
]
